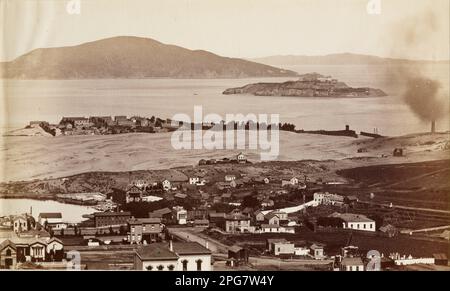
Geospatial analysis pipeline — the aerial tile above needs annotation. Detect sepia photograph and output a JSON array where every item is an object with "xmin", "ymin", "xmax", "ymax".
[{"xmin": 0, "ymin": 0, "xmax": 449, "ymax": 278}]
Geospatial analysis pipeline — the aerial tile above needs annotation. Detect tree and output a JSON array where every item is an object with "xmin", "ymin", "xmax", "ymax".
[{"xmin": 241, "ymin": 195, "xmax": 259, "ymax": 209}]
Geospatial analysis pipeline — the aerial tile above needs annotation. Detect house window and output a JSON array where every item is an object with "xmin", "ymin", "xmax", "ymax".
[
  {"xmin": 196, "ymin": 259, "xmax": 202, "ymax": 271},
  {"xmin": 157, "ymin": 265, "xmax": 164, "ymax": 271},
  {"xmin": 146, "ymin": 265, "xmax": 153, "ymax": 271},
  {"xmin": 6, "ymin": 249, "xmax": 11, "ymax": 256},
  {"xmin": 168, "ymin": 264, "xmax": 175, "ymax": 271},
  {"xmin": 182, "ymin": 260, "xmax": 188, "ymax": 271},
  {"xmin": 363, "ymin": 224, "xmax": 366, "ymax": 229},
  {"xmin": 33, "ymin": 247, "xmax": 43, "ymax": 257}
]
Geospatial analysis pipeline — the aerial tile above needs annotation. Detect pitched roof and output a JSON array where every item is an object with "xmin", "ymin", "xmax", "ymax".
[
  {"xmin": 225, "ymin": 214, "xmax": 250, "ymax": 221},
  {"xmin": 39, "ymin": 213, "xmax": 62, "ymax": 219},
  {"xmin": 135, "ymin": 243, "xmax": 178, "ymax": 261},
  {"xmin": 266, "ymin": 238, "xmax": 288, "ymax": 244},
  {"xmin": 209, "ymin": 212, "xmax": 226, "ymax": 218},
  {"xmin": 13, "ymin": 215, "xmax": 28, "ymax": 221},
  {"xmin": 265, "ymin": 211, "xmax": 286, "ymax": 220},
  {"xmin": 341, "ymin": 257, "xmax": 364, "ymax": 266},
  {"xmin": 310, "ymin": 243, "xmax": 324, "ymax": 249},
  {"xmin": 329, "ymin": 212, "xmax": 374, "ymax": 223},
  {"xmin": 128, "ymin": 218, "xmax": 161, "ymax": 225},
  {"xmin": 433, "ymin": 253, "xmax": 448, "ymax": 260},
  {"xmin": 172, "ymin": 242, "xmax": 211, "ymax": 255},
  {"xmin": 94, "ymin": 211, "xmax": 131, "ymax": 217},
  {"xmin": 229, "ymin": 245, "xmax": 244, "ymax": 253},
  {"xmin": 151, "ymin": 208, "xmax": 172, "ymax": 215},
  {"xmin": 0, "ymin": 239, "xmax": 16, "ymax": 251},
  {"xmin": 261, "ymin": 224, "xmax": 281, "ymax": 228},
  {"xmin": 47, "ymin": 237, "xmax": 63, "ymax": 244},
  {"xmin": 194, "ymin": 219, "xmax": 209, "ymax": 224},
  {"xmin": 148, "ymin": 207, "xmax": 172, "ymax": 218}
]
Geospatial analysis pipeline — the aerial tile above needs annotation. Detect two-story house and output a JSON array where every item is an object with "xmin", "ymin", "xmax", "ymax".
[
  {"xmin": 223, "ymin": 214, "xmax": 252, "ymax": 233},
  {"xmin": 134, "ymin": 241, "xmax": 211, "ymax": 271},
  {"xmin": 127, "ymin": 218, "xmax": 163, "ymax": 244}
]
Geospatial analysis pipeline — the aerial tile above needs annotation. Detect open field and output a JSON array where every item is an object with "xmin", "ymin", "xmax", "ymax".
[
  {"xmin": 336, "ymin": 159, "xmax": 450, "ymax": 211},
  {"xmin": 207, "ymin": 226, "xmax": 450, "ymax": 259},
  {"xmin": 1, "ymin": 131, "xmax": 448, "ymax": 182}
]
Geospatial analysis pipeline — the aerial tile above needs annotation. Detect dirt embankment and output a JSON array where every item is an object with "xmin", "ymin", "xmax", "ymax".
[{"xmin": 1, "ymin": 131, "xmax": 448, "ymax": 183}]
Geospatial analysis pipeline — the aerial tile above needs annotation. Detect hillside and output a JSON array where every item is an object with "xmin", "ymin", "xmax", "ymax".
[{"xmin": 0, "ymin": 36, "xmax": 297, "ymax": 79}]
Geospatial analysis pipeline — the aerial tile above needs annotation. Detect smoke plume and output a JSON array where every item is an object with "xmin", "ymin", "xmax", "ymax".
[
  {"xmin": 383, "ymin": 9, "xmax": 449, "ymax": 130},
  {"xmin": 402, "ymin": 77, "xmax": 445, "ymax": 122}
]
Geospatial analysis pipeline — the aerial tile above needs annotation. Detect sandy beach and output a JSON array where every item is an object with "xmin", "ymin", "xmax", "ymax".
[{"xmin": 1, "ymin": 131, "xmax": 448, "ymax": 182}]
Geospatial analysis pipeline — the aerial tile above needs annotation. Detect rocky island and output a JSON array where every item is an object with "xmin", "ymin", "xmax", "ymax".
[{"xmin": 223, "ymin": 73, "xmax": 387, "ymax": 97}]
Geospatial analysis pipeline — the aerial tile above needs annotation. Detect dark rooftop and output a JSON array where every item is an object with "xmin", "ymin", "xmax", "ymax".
[
  {"xmin": 172, "ymin": 242, "xmax": 211, "ymax": 255},
  {"xmin": 94, "ymin": 211, "xmax": 131, "ymax": 217},
  {"xmin": 135, "ymin": 243, "xmax": 178, "ymax": 261},
  {"xmin": 38, "ymin": 213, "xmax": 62, "ymax": 219}
]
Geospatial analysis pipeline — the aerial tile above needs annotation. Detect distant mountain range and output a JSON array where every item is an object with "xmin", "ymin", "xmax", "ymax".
[
  {"xmin": 250, "ymin": 53, "xmax": 450, "ymax": 66},
  {"xmin": 0, "ymin": 36, "xmax": 297, "ymax": 79}
]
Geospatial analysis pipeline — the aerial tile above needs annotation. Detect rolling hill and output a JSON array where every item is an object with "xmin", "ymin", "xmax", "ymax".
[{"xmin": 0, "ymin": 36, "xmax": 298, "ymax": 79}]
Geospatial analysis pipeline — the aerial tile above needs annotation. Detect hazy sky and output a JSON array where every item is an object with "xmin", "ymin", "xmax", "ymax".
[{"xmin": 1, "ymin": 0, "xmax": 449, "ymax": 61}]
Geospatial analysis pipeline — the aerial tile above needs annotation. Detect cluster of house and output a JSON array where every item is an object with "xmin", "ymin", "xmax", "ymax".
[
  {"xmin": 0, "ymin": 212, "xmax": 66, "ymax": 269},
  {"xmin": 86, "ymin": 207, "xmax": 190, "ymax": 243},
  {"xmin": 50, "ymin": 115, "xmax": 180, "ymax": 135},
  {"xmin": 216, "ymin": 174, "xmax": 305, "ymax": 193},
  {"xmin": 265, "ymin": 238, "xmax": 449, "ymax": 271},
  {"xmin": 207, "ymin": 209, "xmax": 296, "ymax": 234},
  {"xmin": 198, "ymin": 152, "xmax": 248, "ymax": 166},
  {"xmin": 125, "ymin": 180, "xmax": 174, "ymax": 203},
  {"xmin": 121, "ymin": 152, "xmax": 314, "ymax": 212},
  {"xmin": 266, "ymin": 238, "xmax": 325, "ymax": 259},
  {"xmin": 338, "ymin": 246, "xmax": 449, "ymax": 271}
]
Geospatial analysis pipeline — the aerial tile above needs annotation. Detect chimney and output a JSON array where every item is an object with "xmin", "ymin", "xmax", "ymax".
[
  {"xmin": 169, "ymin": 240, "xmax": 173, "ymax": 252},
  {"xmin": 345, "ymin": 125, "xmax": 350, "ymax": 131},
  {"xmin": 431, "ymin": 120, "xmax": 436, "ymax": 133}
]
